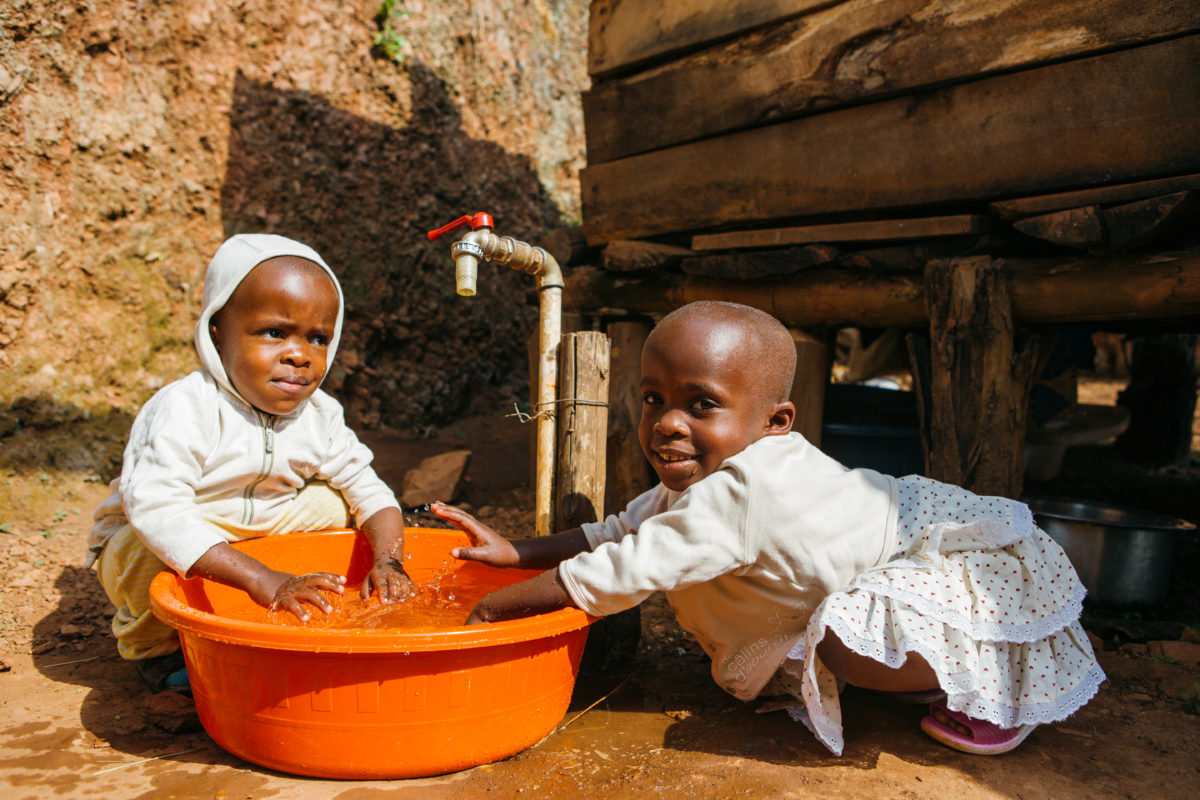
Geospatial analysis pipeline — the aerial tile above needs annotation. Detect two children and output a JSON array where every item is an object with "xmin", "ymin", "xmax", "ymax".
[
  {"xmin": 89, "ymin": 234, "xmax": 410, "ymax": 693},
  {"xmin": 433, "ymin": 300, "xmax": 1105, "ymax": 756}
]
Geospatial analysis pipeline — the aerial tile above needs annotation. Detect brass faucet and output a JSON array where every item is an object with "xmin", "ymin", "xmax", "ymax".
[{"xmin": 428, "ymin": 213, "xmax": 563, "ymax": 537}]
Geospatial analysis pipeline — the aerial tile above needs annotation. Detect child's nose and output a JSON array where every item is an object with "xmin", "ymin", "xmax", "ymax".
[
  {"xmin": 654, "ymin": 408, "xmax": 688, "ymax": 436},
  {"xmin": 282, "ymin": 339, "xmax": 312, "ymax": 366}
]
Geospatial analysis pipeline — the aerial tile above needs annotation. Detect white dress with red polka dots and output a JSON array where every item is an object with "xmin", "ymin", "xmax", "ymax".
[{"xmin": 775, "ymin": 475, "xmax": 1105, "ymax": 755}]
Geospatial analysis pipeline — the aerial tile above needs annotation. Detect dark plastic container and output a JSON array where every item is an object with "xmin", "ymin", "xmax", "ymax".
[{"xmin": 821, "ymin": 384, "xmax": 924, "ymax": 477}]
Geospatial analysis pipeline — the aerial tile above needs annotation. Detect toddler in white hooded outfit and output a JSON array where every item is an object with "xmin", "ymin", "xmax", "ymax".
[{"xmin": 90, "ymin": 234, "xmax": 410, "ymax": 693}]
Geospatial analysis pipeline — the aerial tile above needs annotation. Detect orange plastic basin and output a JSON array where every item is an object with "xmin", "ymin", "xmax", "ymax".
[{"xmin": 149, "ymin": 528, "xmax": 593, "ymax": 779}]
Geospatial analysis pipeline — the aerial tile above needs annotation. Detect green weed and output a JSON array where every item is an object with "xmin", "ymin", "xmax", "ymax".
[{"xmin": 373, "ymin": 0, "xmax": 410, "ymax": 65}]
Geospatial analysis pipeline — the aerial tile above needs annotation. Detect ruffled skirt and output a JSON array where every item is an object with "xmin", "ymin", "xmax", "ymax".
[{"xmin": 775, "ymin": 476, "xmax": 1105, "ymax": 755}]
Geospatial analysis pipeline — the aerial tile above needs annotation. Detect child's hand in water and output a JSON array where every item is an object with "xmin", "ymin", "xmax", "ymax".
[
  {"xmin": 432, "ymin": 501, "xmax": 521, "ymax": 567},
  {"xmin": 265, "ymin": 571, "xmax": 346, "ymax": 622},
  {"xmin": 360, "ymin": 556, "xmax": 413, "ymax": 604}
]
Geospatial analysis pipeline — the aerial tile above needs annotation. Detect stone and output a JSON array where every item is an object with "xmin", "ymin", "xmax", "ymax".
[
  {"xmin": 1147, "ymin": 640, "xmax": 1200, "ymax": 665},
  {"xmin": 401, "ymin": 450, "xmax": 472, "ymax": 508}
]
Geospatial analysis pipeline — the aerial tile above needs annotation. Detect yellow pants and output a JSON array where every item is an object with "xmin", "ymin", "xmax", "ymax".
[{"xmin": 95, "ymin": 482, "xmax": 352, "ymax": 660}]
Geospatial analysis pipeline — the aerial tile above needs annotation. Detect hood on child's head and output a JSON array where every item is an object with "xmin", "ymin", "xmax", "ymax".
[{"xmin": 193, "ymin": 233, "xmax": 344, "ymax": 409}]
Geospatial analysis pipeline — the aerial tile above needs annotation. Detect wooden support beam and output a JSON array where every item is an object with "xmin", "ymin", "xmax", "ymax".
[
  {"xmin": 991, "ymin": 172, "xmax": 1200, "ymax": 219},
  {"xmin": 561, "ymin": 248, "xmax": 1200, "ymax": 328},
  {"xmin": 581, "ymin": 36, "xmax": 1200, "ymax": 244},
  {"xmin": 1102, "ymin": 192, "xmax": 1197, "ymax": 251},
  {"xmin": 682, "ymin": 244, "xmax": 839, "ymax": 279},
  {"xmin": 555, "ymin": 332, "xmax": 612, "ymax": 531},
  {"xmin": 1012, "ymin": 206, "xmax": 1106, "ymax": 248},
  {"xmin": 588, "ymin": 0, "xmax": 834, "ymax": 78},
  {"xmin": 1010, "ymin": 192, "xmax": 1197, "ymax": 250},
  {"xmin": 604, "ymin": 320, "xmax": 655, "ymax": 516},
  {"xmin": 906, "ymin": 257, "xmax": 1052, "ymax": 497},
  {"xmin": 790, "ymin": 328, "xmax": 831, "ymax": 447},
  {"xmin": 603, "ymin": 239, "xmax": 696, "ymax": 272},
  {"xmin": 585, "ymin": 0, "xmax": 1200, "ymax": 163},
  {"xmin": 691, "ymin": 215, "xmax": 984, "ymax": 251}
]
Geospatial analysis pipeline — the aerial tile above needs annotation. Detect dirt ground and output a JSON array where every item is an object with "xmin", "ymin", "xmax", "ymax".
[{"xmin": 3, "ymin": 409, "xmax": 1200, "ymax": 799}]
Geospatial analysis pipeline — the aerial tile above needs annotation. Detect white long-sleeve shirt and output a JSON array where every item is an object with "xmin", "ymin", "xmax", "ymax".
[
  {"xmin": 558, "ymin": 432, "xmax": 898, "ymax": 701},
  {"xmin": 88, "ymin": 370, "xmax": 399, "ymax": 575}
]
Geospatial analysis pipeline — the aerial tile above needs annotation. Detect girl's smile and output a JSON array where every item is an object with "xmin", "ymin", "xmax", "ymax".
[{"xmin": 638, "ymin": 316, "xmax": 794, "ymax": 492}]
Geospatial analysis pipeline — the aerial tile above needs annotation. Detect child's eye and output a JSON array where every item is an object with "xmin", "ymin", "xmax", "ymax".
[
  {"xmin": 310, "ymin": 334, "xmax": 330, "ymax": 346},
  {"xmin": 260, "ymin": 328, "xmax": 284, "ymax": 339},
  {"xmin": 641, "ymin": 392, "xmax": 662, "ymax": 406},
  {"xmin": 691, "ymin": 397, "xmax": 718, "ymax": 412}
]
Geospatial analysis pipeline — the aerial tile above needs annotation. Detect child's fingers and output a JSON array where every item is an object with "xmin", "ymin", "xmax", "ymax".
[
  {"xmin": 431, "ymin": 501, "xmax": 479, "ymax": 525},
  {"xmin": 451, "ymin": 545, "xmax": 490, "ymax": 561},
  {"xmin": 302, "ymin": 572, "xmax": 346, "ymax": 594},
  {"xmin": 275, "ymin": 596, "xmax": 312, "ymax": 622}
]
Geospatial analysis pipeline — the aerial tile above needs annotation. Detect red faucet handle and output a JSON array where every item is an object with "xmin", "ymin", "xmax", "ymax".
[{"xmin": 426, "ymin": 212, "xmax": 495, "ymax": 241}]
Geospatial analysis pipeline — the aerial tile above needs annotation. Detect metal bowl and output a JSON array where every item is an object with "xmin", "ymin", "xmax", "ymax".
[{"xmin": 1025, "ymin": 497, "xmax": 1196, "ymax": 607}]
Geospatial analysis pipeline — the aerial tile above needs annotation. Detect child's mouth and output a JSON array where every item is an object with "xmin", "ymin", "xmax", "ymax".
[{"xmin": 273, "ymin": 377, "xmax": 311, "ymax": 394}]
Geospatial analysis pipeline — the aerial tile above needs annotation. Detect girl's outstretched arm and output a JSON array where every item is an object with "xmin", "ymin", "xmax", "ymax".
[
  {"xmin": 466, "ymin": 567, "xmax": 576, "ymax": 624},
  {"xmin": 431, "ymin": 501, "xmax": 590, "ymax": 569}
]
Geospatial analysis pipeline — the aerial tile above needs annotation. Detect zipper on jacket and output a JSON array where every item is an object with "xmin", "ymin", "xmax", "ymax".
[{"xmin": 242, "ymin": 413, "xmax": 277, "ymax": 524}]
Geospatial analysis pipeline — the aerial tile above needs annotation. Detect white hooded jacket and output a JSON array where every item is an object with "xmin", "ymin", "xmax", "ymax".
[{"xmin": 88, "ymin": 234, "xmax": 399, "ymax": 575}]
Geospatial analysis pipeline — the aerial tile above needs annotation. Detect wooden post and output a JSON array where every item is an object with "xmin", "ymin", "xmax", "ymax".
[
  {"xmin": 906, "ymin": 257, "xmax": 1052, "ymax": 498},
  {"xmin": 555, "ymin": 331, "xmax": 612, "ymax": 531},
  {"xmin": 604, "ymin": 320, "xmax": 654, "ymax": 515},
  {"xmin": 789, "ymin": 328, "xmax": 830, "ymax": 447}
]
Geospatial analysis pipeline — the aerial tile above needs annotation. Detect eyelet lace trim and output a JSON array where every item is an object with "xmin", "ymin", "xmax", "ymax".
[{"xmin": 779, "ymin": 612, "xmax": 1106, "ymax": 755}]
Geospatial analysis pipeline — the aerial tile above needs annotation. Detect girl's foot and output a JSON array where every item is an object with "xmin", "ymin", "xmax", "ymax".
[{"xmin": 920, "ymin": 701, "xmax": 1036, "ymax": 755}]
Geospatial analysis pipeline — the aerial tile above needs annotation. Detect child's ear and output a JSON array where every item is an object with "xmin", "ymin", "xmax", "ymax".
[
  {"xmin": 766, "ymin": 400, "xmax": 795, "ymax": 434},
  {"xmin": 209, "ymin": 321, "xmax": 222, "ymax": 353}
]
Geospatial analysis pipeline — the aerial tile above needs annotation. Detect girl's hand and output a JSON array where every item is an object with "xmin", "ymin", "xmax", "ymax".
[
  {"xmin": 361, "ymin": 556, "xmax": 413, "ymax": 603},
  {"xmin": 432, "ymin": 501, "xmax": 521, "ymax": 567},
  {"xmin": 263, "ymin": 570, "xmax": 346, "ymax": 622}
]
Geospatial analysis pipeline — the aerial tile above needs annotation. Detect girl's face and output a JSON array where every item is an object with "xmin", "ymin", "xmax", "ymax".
[
  {"xmin": 637, "ymin": 319, "xmax": 793, "ymax": 492},
  {"xmin": 209, "ymin": 258, "xmax": 339, "ymax": 416}
]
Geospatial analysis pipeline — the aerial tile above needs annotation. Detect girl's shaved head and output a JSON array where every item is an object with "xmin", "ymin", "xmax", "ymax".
[{"xmin": 647, "ymin": 302, "xmax": 796, "ymax": 404}]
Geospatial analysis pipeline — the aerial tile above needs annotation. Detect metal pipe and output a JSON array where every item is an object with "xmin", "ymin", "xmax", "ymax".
[{"xmin": 440, "ymin": 225, "xmax": 563, "ymax": 538}]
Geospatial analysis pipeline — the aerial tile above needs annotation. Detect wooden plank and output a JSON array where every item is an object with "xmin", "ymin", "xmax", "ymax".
[
  {"xmin": 691, "ymin": 215, "xmax": 984, "ymax": 251},
  {"xmin": 588, "ymin": 0, "xmax": 837, "ymax": 78},
  {"xmin": 681, "ymin": 245, "xmax": 839, "ymax": 279},
  {"xmin": 1102, "ymin": 191, "xmax": 1197, "ymax": 250},
  {"xmin": 1012, "ymin": 206, "xmax": 1106, "ymax": 248},
  {"xmin": 1010, "ymin": 192, "xmax": 1196, "ymax": 250},
  {"xmin": 991, "ymin": 172, "xmax": 1200, "ymax": 219},
  {"xmin": 603, "ymin": 240, "xmax": 695, "ymax": 272},
  {"xmin": 555, "ymin": 331, "xmax": 611, "ymax": 531},
  {"xmin": 562, "ymin": 247, "xmax": 1200, "ymax": 328},
  {"xmin": 581, "ymin": 36, "xmax": 1200, "ymax": 245},
  {"xmin": 585, "ymin": 0, "xmax": 1200, "ymax": 163}
]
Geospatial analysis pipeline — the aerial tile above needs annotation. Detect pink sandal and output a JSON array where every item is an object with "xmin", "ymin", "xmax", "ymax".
[{"xmin": 920, "ymin": 701, "xmax": 1037, "ymax": 755}]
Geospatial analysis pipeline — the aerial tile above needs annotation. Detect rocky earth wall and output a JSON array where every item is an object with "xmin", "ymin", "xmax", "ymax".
[{"xmin": 0, "ymin": 0, "xmax": 588, "ymax": 476}]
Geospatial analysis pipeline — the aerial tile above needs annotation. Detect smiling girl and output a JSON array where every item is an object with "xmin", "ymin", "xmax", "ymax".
[{"xmin": 432, "ymin": 301, "xmax": 1104, "ymax": 757}]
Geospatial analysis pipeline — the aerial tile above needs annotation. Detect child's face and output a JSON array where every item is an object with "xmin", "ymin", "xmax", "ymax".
[
  {"xmin": 638, "ymin": 319, "xmax": 792, "ymax": 492},
  {"xmin": 209, "ymin": 257, "xmax": 339, "ymax": 416}
]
